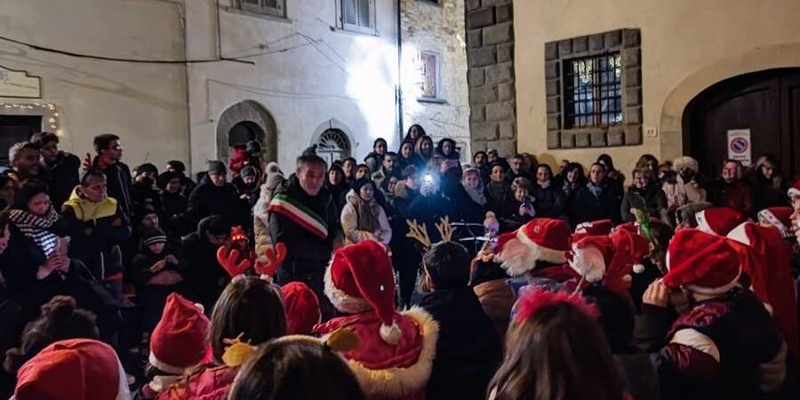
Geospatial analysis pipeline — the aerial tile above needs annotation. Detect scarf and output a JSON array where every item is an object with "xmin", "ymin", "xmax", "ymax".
[
  {"xmin": 356, "ymin": 198, "xmax": 381, "ymax": 234},
  {"xmin": 268, "ymin": 193, "xmax": 328, "ymax": 239},
  {"xmin": 8, "ymin": 207, "xmax": 60, "ymax": 257},
  {"xmin": 587, "ymin": 181, "xmax": 605, "ymax": 198},
  {"xmin": 463, "ymin": 184, "xmax": 487, "ymax": 205}
]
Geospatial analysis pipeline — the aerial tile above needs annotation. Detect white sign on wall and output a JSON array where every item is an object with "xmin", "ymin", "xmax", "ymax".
[{"xmin": 727, "ymin": 129, "xmax": 752, "ymax": 166}]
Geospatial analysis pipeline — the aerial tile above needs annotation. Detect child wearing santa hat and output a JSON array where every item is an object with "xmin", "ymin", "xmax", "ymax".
[
  {"xmin": 137, "ymin": 293, "xmax": 209, "ymax": 399},
  {"xmin": 14, "ymin": 338, "xmax": 131, "ymax": 400},
  {"xmin": 313, "ymin": 240, "xmax": 439, "ymax": 400},
  {"xmin": 636, "ymin": 229, "xmax": 787, "ymax": 400},
  {"xmin": 158, "ymin": 276, "xmax": 286, "ymax": 399},
  {"xmin": 280, "ymin": 282, "xmax": 321, "ymax": 335}
]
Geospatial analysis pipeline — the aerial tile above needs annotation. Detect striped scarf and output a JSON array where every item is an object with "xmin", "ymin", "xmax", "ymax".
[
  {"xmin": 8, "ymin": 208, "xmax": 60, "ymax": 257},
  {"xmin": 268, "ymin": 193, "xmax": 328, "ymax": 239}
]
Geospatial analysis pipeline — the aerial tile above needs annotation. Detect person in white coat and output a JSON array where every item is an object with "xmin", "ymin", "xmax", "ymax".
[{"xmin": 341, "ymin": 178, "xmax": 391, "ymax": 245}]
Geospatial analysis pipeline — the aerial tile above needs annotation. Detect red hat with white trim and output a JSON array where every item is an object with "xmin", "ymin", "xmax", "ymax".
[
  {"xmin": 567, "ymin": 235, "xmax": 614, "ymax": 283},
  {"xmin": 149, "ymin": 293, "xmax": 210, "ymax": 374},
  {"xmin": 788, "ymin": 179, "xmax": 800, "ymax": 198},
  {"xmin": 496, "ymin": 218, "xmax": 571, "ymax": 276},
  {"xmin": 15, "ymin": 339, "xmax": 130, "ymax": 400},
  {"xmin": 758, "ymin": 207, "xmax": 793, "ymax": 237},
  {"xmin": 575, "ymin": 219, "xmax": 614, "ymax": 236},
  {"xmin": 281, "ymin": 282, "xmax": 321, "ymax": 335},
  {"xmin": 695, "ymin": 207, "xmax": 744, "ymax": 236},
  {"xmin": 324, "ymin": 240, "xmax": 401, "ymax": 344},
  {"xmin": 662, "ymin": 229, "xmax": 741, "ymax": 295}
]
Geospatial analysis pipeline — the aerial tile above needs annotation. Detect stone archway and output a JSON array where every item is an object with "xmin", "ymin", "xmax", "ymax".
[
  {"xmin": 310, "ymin": 118, "xmax": 356, "ymax": 165},
  {"xmin": 215, "ymin": 100, "xmax": 277, "ymax": 165}
]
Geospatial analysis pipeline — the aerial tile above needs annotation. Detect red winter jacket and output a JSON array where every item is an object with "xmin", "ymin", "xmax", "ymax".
[{"xmin": 157, "ymin": 365, "xmax": 237, "ymax": 400}]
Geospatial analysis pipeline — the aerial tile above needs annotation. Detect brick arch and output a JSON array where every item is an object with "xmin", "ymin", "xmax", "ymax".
[{"xmin": 215, "ymin": 100, "xmax": 277, "ymax": 165}]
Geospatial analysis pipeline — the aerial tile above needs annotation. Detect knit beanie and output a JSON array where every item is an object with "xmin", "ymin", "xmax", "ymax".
[{"xmin": 207, "ymin": 161, "xmax": 226, "ymax": 175}]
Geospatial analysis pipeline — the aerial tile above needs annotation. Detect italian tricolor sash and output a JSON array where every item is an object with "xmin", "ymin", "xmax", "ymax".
[{"xmin": 268, "ymin": 193, "xmax": 329, "ymax": 239}]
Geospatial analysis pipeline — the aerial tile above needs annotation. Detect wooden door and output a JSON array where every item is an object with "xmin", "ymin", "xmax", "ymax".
[
  {"xmin": 0, "ymin": 115, "xmax": 41, "ymax": 164},
  {"xmin": 683, "ymin": 68, "xmax": 800, "ymax": 180}
]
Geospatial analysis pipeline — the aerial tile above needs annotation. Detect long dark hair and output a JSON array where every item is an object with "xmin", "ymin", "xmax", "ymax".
[
  {"xmin": 209, "ymin": 276, "xmax": 287, "ymax": 364},
  {"xmin": 489, "ymin": 301, "xmax": 625, "ymax": 400},
  {"xmin": 12, "ymin": 180, "xmax": 49, "ymax": 210},
  {"xmin": 229, "ymin": 337, "xmax": 365, "ymax": 400}
]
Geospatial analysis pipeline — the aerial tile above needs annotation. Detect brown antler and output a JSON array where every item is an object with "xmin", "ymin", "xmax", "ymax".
[
  {"xmin": 406, "ymin": 219, "xmax": 432, "ymax": 249},
  {"xmin": 255, "ymin": 242, "xmax": 287, "ymax": 279},
  {"xmin": 435, "ymin": 216, "xmax": 453, "ymax": 243}
]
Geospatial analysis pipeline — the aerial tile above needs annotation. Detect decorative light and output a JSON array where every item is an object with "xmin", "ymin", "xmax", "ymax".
[{"xmin": 0, "ymin": 102, "xmax": 61, "ymax": 132}]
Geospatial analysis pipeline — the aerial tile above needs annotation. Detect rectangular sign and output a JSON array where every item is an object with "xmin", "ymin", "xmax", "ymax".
[{"xmin": 727, "ymin": 129, "xmax": 752, "ymax": 166}]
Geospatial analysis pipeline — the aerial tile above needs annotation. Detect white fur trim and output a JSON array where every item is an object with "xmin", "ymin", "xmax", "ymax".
[
  {"xmin": 116, "ymin": 358, "xmax": 132, "ymax": 400},
  {"xmin": 726, "ymin": 222, "xmax": 751, "ymax": 246},
  {"xmin": 379, "ymin": 322, "xmax": 402, "ymax": 345},
  {"xmin": 147, "ymin": 375, "xmax": 181, "ymax": 393},
  {"xmin": 788, "ymin": 187, "xmax": 800, "ymax": 198},
  {"xmin": 684, "ymin": 265, "xmax": 742, "ymax": 296},
  {"xmin": 516, "ymin": 229, "xmax": 567, "ymax": 264},
  {"xmin": 633, "ymin": 263, "xmax": 645, "ymax": 273},
  {"xmin": 567, "ymin": 244, "xmax": 605, "ymax": 282},
  {"xmin": 695, "ymin": 210, "xmax": 714, "ymax": 235},
  {"xmin": 670, "ymin": 328, "xmax": 720, "ymax": 362},
  {"xmin": 148, "ymin": 351, "xmax": 187, "ymax": 375},
  {"xmin": 758, "ymin": 209, "xmax": 789, "ymax": 235},
  {"xmin": 323, "ymin": 265, "xmax": 372, "ymax": 314},
  {"xmin": 346, "ymin": 307, "xmax": 439, "ymax": 398}
]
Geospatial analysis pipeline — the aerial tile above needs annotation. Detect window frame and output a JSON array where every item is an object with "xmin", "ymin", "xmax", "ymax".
[
  {"xmin": 417, "ymin": 51, "xmax": 443, "ymax": 102},
  {"xmin": 562, "ymin": 52, "xmax": 623, "ymax": 129},
  {"xmin": 337, "ymin": 0, "xmax": 377, "ymax": 35},
  {"xmin": 236, "ymin": 0, "xmax": 286, "ymax": 19}
]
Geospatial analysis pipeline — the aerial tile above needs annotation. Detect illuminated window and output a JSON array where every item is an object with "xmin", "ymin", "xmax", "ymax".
[
  {"xmin": 563, "ymin": 53, "xmax": 622, "ymax": 128},
  {"xmin": 339, "ymin": 0, "xmax": 376, "ymax": 34},
  {"xmin": 418, "ymin": 52, "xmax": 440, "ymax": 101},
  {"xmin": 236, "ymin": 0, "xmax": 285, "ymax": 18}
]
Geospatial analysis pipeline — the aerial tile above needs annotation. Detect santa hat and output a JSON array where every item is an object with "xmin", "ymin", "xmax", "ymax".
[
  {"xmin": 15, "ymin": 339, "xmax": 131, "ymax": 400},
  {"xmin": 695, "ymin": 207, "xmax": 744, "ymax": 236},
  {"xmin": 662, "ymin": 229, "xmax": 741, "ymax": 295},
  {"xmin": 324, "ymin": 240, "xmax": 401, "ymax": 344},
  {"xmin": 788, "ymin": 179, "xmax": 800, "ymax": 198},
  {"xmin": 609, "ymin": 228, "xmax": 652, "ymax": 274},
  {"xmin": 567, "ymin": 235, "xmax": 614, "ymax": 283},
  {"xmin": 497, "ymin": 218, "xmax": 570, "ymax": 276},
  {"xmin": 149, "ymin": 293, "xmax": 210, "ymax": 375},
  {"xmin": 575, "ymin": 219, "xmax": 613, "ymax": 236},
  {"xmin": 757, "ymin": 207, "xmax": 793, "ymax": 237},
  {"xmin": 281, "ymin": 282, "xmax": 321, "ymax": 335},
  {"xmin": 727, "ymin": 222, "xmax": 800, "ymax": 358}
]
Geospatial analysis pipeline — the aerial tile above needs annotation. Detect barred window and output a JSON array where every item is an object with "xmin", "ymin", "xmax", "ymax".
[{"xmin": 564, "ymin": 53, "xmax": 622, "ymax": 128}]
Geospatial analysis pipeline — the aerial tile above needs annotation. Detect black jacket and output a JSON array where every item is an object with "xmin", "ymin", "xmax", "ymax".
[
  {"xmin": 62, "ymin": 200, "xmax": 131, "ymax": 280},
  {"xmin": 187, "ymin": 182, "xmax": 247, "ymax": 228},
  {"xmin": 413, "ymin": 288, "xmax": 501, "ymax": 400},
  {"xmin": 530, "ymin": 183, "xmax": 566, "ymax": 218},
  {"xmin": 269, "ymin": 174, "xmax": 337, "ymax": 277},
  {"xmin": 42, "ymin": 152, "xmax": 80, "ymax": 211},
  {"xmin": 620, "ymin": 185, "xmax": 669, "ymax": 224},
  {"xmin": 131, "ymin": 182, "xmax": 162, "ymax": 214},
  {"xmin": 93, "ymin": 158, "xmax": 133, "ymax": 217},
  {"xmin": 571, "ymin": 182, "xmax": 622, "ymax": 226},
  {"xmin": 131, "ymin": 246, "xmax": 186, "ymax": 288},
  {"xmin": 406, "ymin": 191, "xmax": 454, "ymax": 243},
  {"xmin": 160, "ymin": 192, "xmax": 191, "ymax": 235},
  {"xmin": 181, "ymin": 226, "xmax": 229, "ymax": 313}
]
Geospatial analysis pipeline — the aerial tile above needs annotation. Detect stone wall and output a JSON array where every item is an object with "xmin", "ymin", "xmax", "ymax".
[{"xmin": 465, "ymin": 0, "xmax": 516, "ymax": 157}]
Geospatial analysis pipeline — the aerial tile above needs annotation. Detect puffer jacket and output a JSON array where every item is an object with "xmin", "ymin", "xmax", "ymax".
[
  {"xmin": 253, "ymin": 165, "xmax": 285, "ymax": 261},
  {"xmin": 341, "ymin": 189, "xmax": 391, "ymax": 245}
]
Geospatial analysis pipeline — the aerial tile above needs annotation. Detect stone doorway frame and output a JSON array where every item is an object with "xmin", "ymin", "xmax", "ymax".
[{"xmin": 215, "ymin": 100, "xmax": 277, "ymax": 165}]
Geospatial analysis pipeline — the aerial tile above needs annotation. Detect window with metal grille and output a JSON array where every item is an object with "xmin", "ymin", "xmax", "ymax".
[
  {"xmin": 563, "ymin": 53, "xmax": 622, "ymax": 128},
  {"xmin": 340, "ymin": 0, "xmax": 376, "ymax": 34},
  {"xmin": 237, "ymin": 0, "xmax": 285, "ymax": 18},
  {"xmin": 316, "ymin": 129, "xmax": 351, "ymax": 165}
]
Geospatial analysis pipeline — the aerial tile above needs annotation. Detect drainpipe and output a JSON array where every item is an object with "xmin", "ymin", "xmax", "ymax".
[{"xmin": 395, "ymin": 0, "xmax": 404, "ymax": 144}]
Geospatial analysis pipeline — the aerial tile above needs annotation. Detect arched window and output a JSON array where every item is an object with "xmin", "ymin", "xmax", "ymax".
[{"xmin": 316, "ymin": 128, "xmax": 351, "ymax": 166}]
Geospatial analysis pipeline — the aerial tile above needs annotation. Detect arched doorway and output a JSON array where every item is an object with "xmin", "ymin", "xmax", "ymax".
[
  {"xmin": 215, "ymin": 100, "xmax": 277, "ymax": 165},
  {"xmin": 315, "ymin": 129, "xmax": 351, "ymax": 166},
  {"xmin": 683, "ymin": 68, "xmax": 800, "ymax": 180}
]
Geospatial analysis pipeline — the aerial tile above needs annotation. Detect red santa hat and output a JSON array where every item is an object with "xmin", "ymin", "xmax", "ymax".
[
  {"xmin": 496, "ymin": 218, "xmax": 570, "ymax": 276},
  {"xmin": 608, "ymin": 228, "xmax": 652, "ymax": 276},
  {"xmin": 15, "ymin": 339, "xmax": 130, "ymax": 400},
  {"xmin": 149, "ymin": 293, "xmax": 210, "ymax": 375},
  {"xmin": 281, "ymin": 282, "xmax": 321, "ymax": 335},
  {"xmin": 727, "ymin": 222, "xmax": 800, "ymax": 358},
  {"xmin": 788, "ymin": 179, "xmax": 800, "ymax": 198},
  {"xmin": 567, "ymin": 235, "xmax": 614, "ymax": 283},
  {"xmin": 695, "ymin": 207, "xmax": 744, "ymax": 236},
  {"xmin": 662, "ymin": 229, "xmax": 741, "ymax": 295},
  {"xmin": 757, "ymin": 207, "xmax": 793, "ymax": 237},
  {"xmin": 324, "ymin": 240, "xmax": 402, "ymax": 344},
  {"xmin": 575, "ymin": 219, "xmax": 613, "ymax": 236}
]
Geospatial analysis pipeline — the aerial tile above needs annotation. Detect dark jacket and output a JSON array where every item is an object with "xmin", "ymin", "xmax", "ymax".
[
  {"xmin": 187, "ymin": 182, "xmax": 247, "ymax": 228},
  {"xmin": 93, "ymin": 158, "xmax": 133, "ymax": 217},
  {"xmin": 131, "ymin": 246, "xmax": 186, "ymax": 288},
  {"xmin": 708, "ymin": 179, "xmax": 753, "ymax": 217},
  {"xmin": 530, "ymin": 183, "xmax": 566, "ymax": 218},
  {"xmin": 269, "ymin": 174, "xmax": 337, "ymax": 278},
  {"xmin": 571, "ymin": 182, "xmax": 623, "ymax": 227},
  {"xmin": 749, "ymin": 174, "xmax": 788, "ymax": 217},
  {"xmin": 413, "ymin": 288, "xmax": 501, "ymax": 400},
  {"xmin": 620, "ymin": 185, "xmax": 670, "ymax": 225},
  {"xmin": 160, "ymin": 192, "xmax": 190, "ymax": 235},
  {"xmin": 406, "ymin": 191, "xmax": 453, "ymax": 244},
  {"xmin": 42, "ymin": 151, "xmax": 80, "ymax": 211},
  {"xmin": 182, "ymin": 225, "xmax": 229, "ymax": 313},
  {"xmin": 62, "ymin": 196, "xmax": 131, "ymax": 281},
  {"xmin": 131, "ymin": 182, "xmax": 162, "ymax": 214},
  {"xmin": 485, "ymin": 180, "xmax": 517, "ymax": 230}
]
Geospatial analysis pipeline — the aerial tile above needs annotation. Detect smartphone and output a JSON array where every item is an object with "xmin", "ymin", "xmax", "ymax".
[
  {"xmin": 55, "ymin": 237, "xmax": 71, "ymax": 256},
  {"xmin": 522, "ymin": 196, "xmax": 531, "ymax": 208}
]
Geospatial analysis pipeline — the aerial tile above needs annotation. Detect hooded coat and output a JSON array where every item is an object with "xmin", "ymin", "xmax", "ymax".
[{"xmin": 341, "ymin": 189, "xmax": 392, "ymax": 245}]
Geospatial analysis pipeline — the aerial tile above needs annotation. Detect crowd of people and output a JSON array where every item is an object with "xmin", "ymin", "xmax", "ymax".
[{"xmin": 0, "ymin": 124, "xmax": 799, "ymax": 400}]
